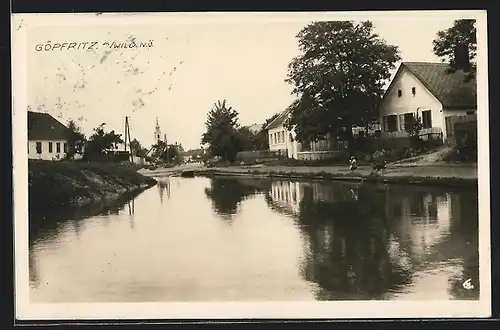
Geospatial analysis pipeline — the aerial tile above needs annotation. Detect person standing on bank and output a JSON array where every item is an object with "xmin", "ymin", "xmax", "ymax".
[{"xmin": 349, "ymin": 156, "xmax": 357, "ymax": 171}]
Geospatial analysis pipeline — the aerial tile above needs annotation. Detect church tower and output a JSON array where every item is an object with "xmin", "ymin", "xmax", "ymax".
[{"xmin": 154, "ymin": 117, "xmax": 162, "ymax": 144}]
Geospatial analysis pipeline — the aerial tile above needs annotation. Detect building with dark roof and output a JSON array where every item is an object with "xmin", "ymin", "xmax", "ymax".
[
  {"xmin": 379, "ymin": 62, "xmax": 477, "ymax": 140},
  {"xmin": 28, "ymin": 111, "xmax": 71, "ymax": 161},
  {"xmin": 264, "ymin": 106, "xmax": 300, "ymax": 158}
]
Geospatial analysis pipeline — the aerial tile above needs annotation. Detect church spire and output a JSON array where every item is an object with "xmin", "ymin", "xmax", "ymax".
[{"xmin": 154, "ymin": 117, "xmax": 162, "ymax": 143}]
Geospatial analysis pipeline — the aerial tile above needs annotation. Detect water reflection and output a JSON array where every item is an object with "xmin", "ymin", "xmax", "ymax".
[
  {"xmin": 204, "ymin": 177, "xmax": 268, "ymax": 220},
  {"xmin": 157, "ymin": 177, "xmax": 171, "ymax": 204},
  {"xmin": 266, "ymin": 180, "xmax": 479, "ymax": 300},
  {"xmin": 29, "ymin": 176, "xmax": 479, "ymax": 302}
]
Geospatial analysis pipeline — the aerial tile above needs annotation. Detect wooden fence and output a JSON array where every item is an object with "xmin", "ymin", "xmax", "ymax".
[
  {"xmin": 445, "ymin": 114, "xmax": 477, "ymax": 145},
  {"xmin": 235, "ymin": 150, "xmax": 285, "ymax": 163}
]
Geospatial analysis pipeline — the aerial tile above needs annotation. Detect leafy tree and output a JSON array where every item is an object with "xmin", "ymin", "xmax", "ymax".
[
  {"xmin": 201, "ymin": 99, "xmax": 242, "ymax": 163},
  {"xmin": 236, "ymin": 126, "xmax": 257, "ymax": 151},
  {"xmin": 285, "ymin": 21, "xmax": 400, "ymax": 150},
  {"xmin": 129, "ymin": 138, "xmax": 150, "ymax": 158},
  {"xmin": 404, "ymin": 114, "xmax": 424, "ymax": 149},
  {"xmin": 83, "ymin": 123, "xmax": 124, "ymax": 160},
  {"xmin": 150, "ymin": 140, "xmax": 182, "ymax": 164},
  {"xmin": 66, "ymin": 119, "xmax": 87, "ymax": 159},
  {"xmin": 161, "ymin": 144, "xmax": 181, "ymax": 164},
  {"xmin": 433, "ymin": 19, "xmax": 477, "ymax": 76},
  {"xmin": 176, "ymin": 143, "xmax": 185, "ymax": 154}
]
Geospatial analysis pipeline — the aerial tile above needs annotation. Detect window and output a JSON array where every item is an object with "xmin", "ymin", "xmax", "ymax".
[
  {"xmin": 36, "ymin": 142, "xmax": 42, "ymax": 154},
  {"xmin": 397, "ymin": 89, "xmax": 402, "ymax": 97},
  {"xmin": 412, "ymin": 87, "xmax": 416, "ymax": 96},
  {"xmin": 422, "ymin": 110, "xmax": 432, "ymax": 129},
  {"xmin": 269, "ymin": 134, "xmax": 273, "ymax": 145},
  {"xmin": 48, "ymin": 142, "xmax": 53, "ymax": 153},
  {"xmin": 404, "ymin": 113, "xmax": 415, "ymax": 131},
  {"xmin": 63, "ymin": 143, "xmax": 67, "ymax": 153},
  {"xmin": 56, "ymin": 142, "xmax": 61, "ymax": 153},
  {"xmin": 281, "ymin": 131, "xmax": 285, "ymax": 143},
  {"xmin": 384, "ymin": 115, "xmax": 398, "ymax": 132},
  {"xmin": 274, "ymin": 133, "xmax": 277, "ymax": 144}
]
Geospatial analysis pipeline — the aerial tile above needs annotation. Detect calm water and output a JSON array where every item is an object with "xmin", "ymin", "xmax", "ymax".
[{"xmin": 29, "ymin": 176, "xmax": 479, "ymax": 302}]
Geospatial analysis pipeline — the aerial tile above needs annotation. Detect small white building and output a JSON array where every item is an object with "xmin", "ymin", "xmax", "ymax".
[
  {"xmin": 28, "ymin": 111, "xmax": 70, "ymax": 161},
  {"xmin": 379, "ymin": 62, "xmax": 477, "ymax": 141},
  {"xmin": 265, "ymin": 108, "xmax": 299, "ymax": 159}
]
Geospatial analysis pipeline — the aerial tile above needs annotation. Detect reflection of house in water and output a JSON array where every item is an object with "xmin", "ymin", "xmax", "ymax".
[
  {"xmin": 267, "ymin": 180, "xmax": 476, "ymax": 300},
  {"xmin": 269, "ymin": 181, "xmax": 301, "ymax": 215},
  {"xmin": 269, "ymin": 181, "xmax": 359, "ymax": 216},
  {"xmin": 388, "ymin": 191, "xmax": 453, "ymax": 262}
]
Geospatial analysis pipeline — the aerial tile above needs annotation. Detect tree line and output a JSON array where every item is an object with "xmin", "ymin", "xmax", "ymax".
[
  {"xmin": 65, "ymin": 121, "xmax": 184, "ymax": 163},
  {"xmin": 201, "ymin": 19, "xmax": 477, "ymax": 160}
]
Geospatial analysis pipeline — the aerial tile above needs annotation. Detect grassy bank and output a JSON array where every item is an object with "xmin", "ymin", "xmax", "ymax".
[
  {"xmin": 191, "ymin": 165, "xmax": 478, "ymax": 188},
  {"xmin": 29, "ymin": 160, "xmax": 157, "ymax": 212}
]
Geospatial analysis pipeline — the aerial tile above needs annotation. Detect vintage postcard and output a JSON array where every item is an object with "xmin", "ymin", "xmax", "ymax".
[{"xmin": 12, "ymin": 11, "xmax": 490, "ymax": 320}]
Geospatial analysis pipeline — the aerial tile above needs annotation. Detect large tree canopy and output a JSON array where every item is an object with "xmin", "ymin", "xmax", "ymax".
[
  {"xmin": 83, "ymin": 123, "xmax": 124, "ymax": 160},
  {"xmin": 285, "ymin": 21, "xmax": 400, "ymax": 146},
  {"xmin": 432, "ymin": 19, "xmax": 477, "ymax": 74},
  {"xmin": 201, "ymin": 99, "xmax": 242, "ymax": 162}
]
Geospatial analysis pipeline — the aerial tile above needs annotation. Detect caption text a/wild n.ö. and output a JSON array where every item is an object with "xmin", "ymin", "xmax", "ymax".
[{"xmin": 34, "ymin": 40, "xmax": 154, "ymax": 52}]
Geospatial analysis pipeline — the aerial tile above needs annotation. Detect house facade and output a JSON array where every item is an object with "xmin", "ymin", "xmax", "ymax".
[
  {"xmin": 379, "ymin": 62, "xmax": 477, "ymax": 141},
  {"xmin": 266, "ymin": 107, "xmax": 342, "ymax": 160},
  {"xmin": 28, "ymin": 111, "xmax": 71, "ymax": 161},
  {"xmin": 266, "ymin": 108, "xmax": 299, "ymax": 159}
]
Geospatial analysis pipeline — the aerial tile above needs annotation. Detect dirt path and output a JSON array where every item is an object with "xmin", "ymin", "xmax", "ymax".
[{"xmin": 387, "ymin": 145, "xmax": 470, "ymax": 167}]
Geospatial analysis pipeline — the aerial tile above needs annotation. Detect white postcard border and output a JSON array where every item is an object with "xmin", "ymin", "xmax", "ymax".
[{"xmin": 11, "ymin": 10, "xmax": 491, "ymax": 320}]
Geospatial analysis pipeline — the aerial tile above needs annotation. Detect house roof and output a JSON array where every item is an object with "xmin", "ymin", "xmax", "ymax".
[
  {"xmin": 265, "ymin": 107, "xmax": 293, "ymax": 130},
  {"xmin": 384, "ymin": 62, "xmax": 477, "ymax": 110},
  {"xmin": 28, "ymin": 111, "xmax": 71, "ymax": 141}
]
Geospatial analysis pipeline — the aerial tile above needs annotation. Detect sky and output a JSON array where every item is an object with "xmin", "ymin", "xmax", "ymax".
[{"xmin": 20, "ymin": 12, "xmax": 476, "ymax": 150}]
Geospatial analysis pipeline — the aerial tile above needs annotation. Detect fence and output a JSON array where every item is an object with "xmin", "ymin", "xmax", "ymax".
[
  {"xmin": 445, "ymin": 114, "xmax": 477, "ymax": 145},
  {"xmin": 380, "ymin": 127, "xmax": 443, "ymax": 139},
  {"xmin": 444, "ymin": 114, "xmax": 477, "ymax": 161},
  {"xmin": 296, "ymin": 151, "xmax": 343, "ymax": 161},
  {"xmin": 235, "ymin": 150, "xmax": 285, "ymax": 163}
]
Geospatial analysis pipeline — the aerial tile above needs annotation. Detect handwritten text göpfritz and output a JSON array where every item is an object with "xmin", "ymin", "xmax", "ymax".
[{"xmin": 34, "ymin": 40, "xmax": 154, "ymax": 52}]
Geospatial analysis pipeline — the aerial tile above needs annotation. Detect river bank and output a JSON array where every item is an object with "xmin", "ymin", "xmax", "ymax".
[
  {"xmin": 29, "ymin": 160, "xmax": 157, "ymax": 212},
  {"xmin": 140, "ymin": 163, "xmax": 478, "ymax": 188}
]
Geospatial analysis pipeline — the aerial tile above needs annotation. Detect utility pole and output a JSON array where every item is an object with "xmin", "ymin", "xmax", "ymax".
[
  {"xmin": 127, "ymin": 117, "xmax": 132, "ymax": 162},
  {"xmin": 165, "ymin": 135, "xmax": 169, "ymax": 165},
  {"xmin": 124, "ymin": 116, "xmax": 128, "ymax": 153},
  {"xmin": 124, "ymin": 116, "xmax": 133, "ymax": 162}
]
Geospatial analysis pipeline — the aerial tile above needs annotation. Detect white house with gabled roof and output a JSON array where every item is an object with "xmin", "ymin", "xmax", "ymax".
[
  {"xmin": 379, "ymin": 62, "xmax": 477, "ymax": 141},
  {"xmin": 28, "ymin": 111, "xmax": 71, "ymax": 161},
  {"xmin": 265, "ymin": 107, "xmax": 299, "ymax": 159}
]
